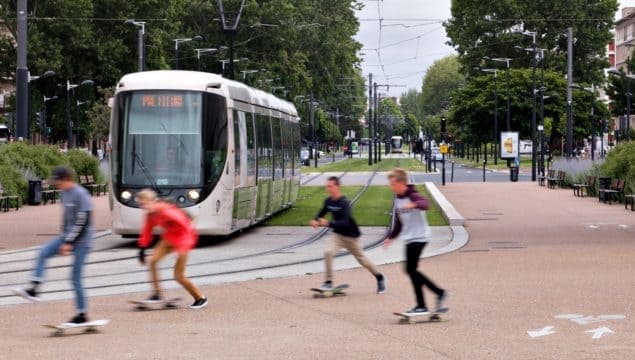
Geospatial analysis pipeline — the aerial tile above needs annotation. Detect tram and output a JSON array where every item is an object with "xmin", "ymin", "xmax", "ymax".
[
  {"xmin": 391, "ymin": 136, "xmax": 403, "ymax": 153},
  {"xmin": 108, "ymin": 71, "xmax": 301, "ymax": 235}
]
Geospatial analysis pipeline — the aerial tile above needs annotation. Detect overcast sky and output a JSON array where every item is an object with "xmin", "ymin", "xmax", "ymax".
[{"xmin": 354, "ymin": 0, "xmax": 635, "ymax": 98}]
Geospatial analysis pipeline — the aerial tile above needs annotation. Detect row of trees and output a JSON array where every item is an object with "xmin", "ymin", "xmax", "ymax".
[
  {"xmin": 404, "ymin": 0, "xmax": 620, "ymax": 155},
  {"xmin": 0, "ymin": 0, "xmax": 367, "ymax": 147}
]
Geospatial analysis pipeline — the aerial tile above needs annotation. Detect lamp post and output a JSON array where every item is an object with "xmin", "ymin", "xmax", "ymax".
[
  {"xmin": 28, "ymin": 70, "xmax": 55, "ymax": 140},
  {"xmin": 220, "ymin": 58, "xmax": 249, "ymax": 77},
  {"xmin": 490, "ymin": 57, "xmax": 512, "ymax": 131},
  {"xmin": 570, "ymin": 84, "xmax": 596, "ymax": 160},
  {"xmin": 241, "ymin": 69, "xmax": 259, "ymax": 81},
  {"xmin": 42, "ymin": 95, "xmax": 58, "ymax": 141},
  {"xmin": 124, "ymin": 19, "xmax": 146, "ymax": 72},
  {"xmin": 478, "ymin": 68, "xmax": 499, "ymax": 165},
  {"xmin": 66, "ymin": 80, "xmax": 94, "ymax": 149},
  {"xmin": 173, "ymin": 36, "xmax": 203, "ymax": 70},
  {"xmin": 195, "ymin": 48, "xmax": 217, "ymax": 71}
]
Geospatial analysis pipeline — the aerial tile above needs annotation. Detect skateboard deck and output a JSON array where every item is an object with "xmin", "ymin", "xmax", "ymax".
[
  {"xmin": 393, "ymin": 308, "xmax": 449, "ymax": 324},
  {"xmin": 310, "ymin": 284, "xmax": 349, "ymax": 298},
  {"xmin": 129, "ymin": 297, "xmax": 182, "ymax": 310},
  {"xmin": 44, "ymin": 319, "xmax": 109, "ymax": 336}
]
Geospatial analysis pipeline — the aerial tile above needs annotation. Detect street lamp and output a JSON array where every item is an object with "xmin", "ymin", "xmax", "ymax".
[
  {"xmin": 42, "ymin": 95, "xmax": 58, "ymax": 141},
  {"xmin": 124, "ymin": 19, "xmax": 146, "ymax": 72},
  {"xmin": 477, "ymin": 67, "xmax": 499, "ymax": 165},
  {"xmin": 66, "ymin": 80, "xmax": 94, "ymax": 149},
  {"xmin": 27, "ymin": 70, "xmax": 55, "ymax": 140},
  {"xmin": 173, "ymin": 35, "xmax": 203, "ymax": 70},
  {"xmin": 195, "ymin": 48, "xmax": 217, "ymax": 71},
  {"xmin": 488, "ymin": 57, "xmax": 512, "ymax": 131},
  {"xmin": 570, "ymin": 83, "xmax": 597, "ymax": 160},
  {"xmin": 241, "ymin": 69, "xmax": 259, "ymax": 81},
  {"xmin": 219, "ymin": 57, "xmax": 249, "ymax": 77}
]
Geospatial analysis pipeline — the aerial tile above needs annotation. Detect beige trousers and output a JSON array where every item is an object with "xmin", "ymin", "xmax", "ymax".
[
  {"xmin": 149, "ymin": 240, "xmax": 204, "ymax": 300},
  {"xmin": 324, "ymin": 233, "xmax": 381, "ymax": 281}
]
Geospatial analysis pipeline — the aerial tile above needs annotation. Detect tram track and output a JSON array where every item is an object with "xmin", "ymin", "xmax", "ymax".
[{"xmin": 0, "ymin": 169, "xmax": 391, "ymax": 295}]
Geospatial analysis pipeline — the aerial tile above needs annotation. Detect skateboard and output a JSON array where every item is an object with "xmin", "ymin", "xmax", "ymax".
[
  {"xmin": 128, "ymin": 297, "xmax": 182, "ymax": 310},
  {"xmin": 44, "ymin": 319, "xmax": 109, "ymax": 336},
  {"xmin": 393, "ymin": 308, "xmax": 449, "ymax": 324},
  {"xmin": 310, "ymin": 284, "xmax": 349, "ymax": 298}
]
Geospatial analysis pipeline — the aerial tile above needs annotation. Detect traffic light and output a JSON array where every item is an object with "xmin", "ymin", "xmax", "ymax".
[{"xmin": 35, "ymin": 112, "xmax": 44, "ymax": 130}]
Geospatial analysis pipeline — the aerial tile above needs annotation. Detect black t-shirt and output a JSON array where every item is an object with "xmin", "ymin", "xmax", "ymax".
[{"xmin": 315, "ymin": 196, "xmax": 361, "ymax": 238}]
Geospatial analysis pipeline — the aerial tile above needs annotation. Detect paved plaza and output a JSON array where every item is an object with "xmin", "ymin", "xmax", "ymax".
[{"xmin": 0, "ymin": 176, "xmax": 633, "ymax": 359}]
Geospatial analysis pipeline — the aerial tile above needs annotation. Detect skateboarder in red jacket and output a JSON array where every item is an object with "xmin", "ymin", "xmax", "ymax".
[{"xmin": 137, "ymin": 189, "xmax": 207, "ymax": 309}]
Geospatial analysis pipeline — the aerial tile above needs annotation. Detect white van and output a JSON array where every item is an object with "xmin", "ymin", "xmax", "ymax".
[{"xmin": 0, "ymin": 125, "xmax": 11, "ymax": 143}]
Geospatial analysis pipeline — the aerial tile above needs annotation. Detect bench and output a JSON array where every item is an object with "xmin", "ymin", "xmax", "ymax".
[
  {"xmin": 625, "ymin": 194, "xmax": 635, "ymax": 211},
  {"xmin": 548, "ymin": 171, "xmax": 566, "ymax": 189},
  {"xmin": 0, "ymin": 182, "xmax": 20, "ymax": 212},
  {"xmin": 538, "ymin": 169, "xmax": 553, "ymax": 187},
  {"xmin": 599, "ymin": 179, "xmax": 625, "ymax": 205},
  {"xmin": 80, "ymin": 175, "xmax": 106, "ymax": 196},
  {"xmin": 572, "ymin": 176, "xmax": 596, "ymax": 197},
  {"xmin": 41, "ymin": 180, "xmax": 59, "ymax": 204}
]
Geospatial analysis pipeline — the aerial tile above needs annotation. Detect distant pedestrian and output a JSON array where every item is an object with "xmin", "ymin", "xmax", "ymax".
[
  {"xmin": 384, "ymin": 168, "xmax": 448, "ymax": 315},
  {"xmin": 310, "ymin": 176, "xmax": 386, "ymax": 293},
  {"xmin": 13, "ymin": 166, "xmax": 94, "ymax": 324},
  {"xmin": 136, "ymin": 189, "xmax": 208, "ymax": 309}
]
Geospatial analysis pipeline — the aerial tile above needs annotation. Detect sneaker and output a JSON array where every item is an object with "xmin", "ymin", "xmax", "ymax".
[
  {"xmin": 12, "ymin": 287, "xmax": 41, "ymax": 302},
  {"xmin": 189, "ymin": 297, "xmax": 208, "ymax": 309},
  {"xmin": 144, "ymin": 293, "xmax": 163, "ymax": 303},
  {"xmin": 319, "ymin": 281, "xmax": 333, "ymax": 291},
  {"xmin": 66, "ymin": 313, "xmax": 88, "ymax": 325},
  {"xmin": 405, "ymin": 306, "xmax": 429, "ymax": 315},
  {"xmin": 435, "ymin": 290, "xmax": 448, "ymax": 312},
  {"xmin": 376, "ymin": 275, "xmax": 387, "ymax": 294}
]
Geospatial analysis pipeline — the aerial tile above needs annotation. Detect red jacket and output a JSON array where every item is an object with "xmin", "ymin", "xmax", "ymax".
[{"xmin": 138, "ymin": 203, "xmax": 198, "ymax": 253}]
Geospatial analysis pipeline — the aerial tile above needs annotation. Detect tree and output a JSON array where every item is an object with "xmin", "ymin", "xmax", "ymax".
[
  {"xmin": 420, "ymin": 56, "xmax": 465, "ymax": 116},
  {"xmin": 84, "ymin": 86, "xmax": 114, "ymax": 154},
  {"xmin": 444, "ymin": 0, "xmax": 618, "ymax": 84}
]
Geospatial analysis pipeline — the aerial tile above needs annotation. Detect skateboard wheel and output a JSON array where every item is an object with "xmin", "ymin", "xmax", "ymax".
[
  {"xmin": 430, "ymin": 315, "xmax": 440, "ymax": 321},
  {"xmin": 85, "ymin": 327, "xmax": 98, "ymax": 333},
  {"xmin": 165, "ymin": 303, "xmax": 177, "ymax": 308},
  {"xmin": 53, "ymin": 330, "xmax": 64, "ymax": 336}
]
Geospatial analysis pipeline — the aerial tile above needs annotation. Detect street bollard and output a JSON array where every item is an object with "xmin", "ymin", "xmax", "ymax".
[
  {"xmin": 451, "ymin": 161, "xmax": 455, "ymax": 182},
  {"xmin": 482, "ymin": 160, "xmax": 486, "ymax": 182}
]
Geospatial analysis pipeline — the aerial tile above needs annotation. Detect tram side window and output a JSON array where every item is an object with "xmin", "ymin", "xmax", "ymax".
[
  {"xmin": 245, "ymin": 112, "xmax": 256, "ymax": 186},
  {"xmin": 271, "ymin": 116, "xmax": 283, "ymax": 180},
  {"xmin": 203, "ymin": 93, "xmax": 228, "ymax": 185},
  {"xmin": 283, "ymin": 119, "xmax": 293, "ymax": 178},
  {"xmin": 292, "ymin": 122, "xmax": 300, "ymax": 176},
  {"xmin": 256, "ymin": 113, "xmax": 272, "ymax": 180},
  {"xmin": 233, "ymin": 110, "xmax": 244, "ymax": 187}
]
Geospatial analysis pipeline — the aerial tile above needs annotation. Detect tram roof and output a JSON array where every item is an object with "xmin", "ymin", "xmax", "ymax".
[{"xmin": 117, "ymin": 70, "xmax": 297, "ymax": 117}]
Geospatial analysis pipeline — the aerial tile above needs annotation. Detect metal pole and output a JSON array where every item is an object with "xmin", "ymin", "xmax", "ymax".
[
  {"xmin": 138, "ymin": 25, "xmax": 145, "ymax": 71},
  {"xmin": 531, "ymin": 41, "xmax": 537, "ymax": 182},
  {"xmin": 42, "ymin": 98, "xmax": 47, "ymax": 141},
  {"xmin": 16, "ymin": 0, "xmax": 29, "ymax": 141},
  {"xmin": 627, "ymin": 77, "xmax": 631, "ymax": 142},
  {"xmin": 566, "ymin": 27, "xmax": 574, "ymax": 157},
  {"xmin": 228, "ymin": 34, "xmax": 235, "ymax": 80},
  {"xmin": 505, "ymin": 65, "xmax": 511, "ymax": 131},
  {"xmin": 310, "ymin": 92, "xmax": 317, "ymax": 168},
  {"xmin": 174, "ymin": 41, "xmax": 180, "ymax": 70},
  {"xmin": 494, "ymin": 71, "xmax": 498, "ymax": 165},
  {"xmin": 373, "ymin": 83, "xmax": 378, "ymax": 164},
  {"xmin": 368, "ymin": 74, "xmax": 373, "ymax": 166},
  {"xmin": 66, "ymin": 81, "xmax": 73, "ymax": 149}
]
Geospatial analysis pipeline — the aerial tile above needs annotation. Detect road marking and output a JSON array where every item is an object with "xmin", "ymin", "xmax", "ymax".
[
  {"xmin": 555, "ymin": 314, "xmax": 584, "ymax": 320},
  {"xmin": 586, "ymin": 327, "xmax": 614, "ymax": 339},
  {"xmin": 618, "ymin": 224, "xmax": 629, "ymax": 229},
  {"xmin": 588, "ymin": 225, "xmax": 599, "ymax": 229},
  {"xmin": 527, "ymin": 326, "xmax": 556, "ymax": 338},
  {"xmin": 597, "ymin": 314, "xmax": 626, "ymax": 320},
  {"xmin": 570, "ymin": 316, "xmax": 606, "ymax": 325}
]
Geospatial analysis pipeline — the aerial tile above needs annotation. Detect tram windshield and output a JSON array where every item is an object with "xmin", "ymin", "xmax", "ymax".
[
  {"xmin": 121, "ymin": 91, "xmax": 202, "ymax": 187},
  {"xmin": 391, "ymin": 137, "xmax": 402, "ymax": 148}
]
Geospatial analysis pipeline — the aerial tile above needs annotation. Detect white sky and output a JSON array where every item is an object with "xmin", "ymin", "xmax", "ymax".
[{"xmin": 354, "ymin": 1, "xmax": 635, "ymax": 98}]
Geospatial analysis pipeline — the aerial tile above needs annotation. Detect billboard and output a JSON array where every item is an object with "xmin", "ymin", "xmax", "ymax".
[{"xmin": 500, "ymin": 132, "xmax": 519, "ymax": 159}]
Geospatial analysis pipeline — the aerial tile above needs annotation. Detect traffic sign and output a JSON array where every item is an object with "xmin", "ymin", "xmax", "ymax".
[{"xmin": 440, "ymin": 144, "xmax": 449, "ymax": 154}]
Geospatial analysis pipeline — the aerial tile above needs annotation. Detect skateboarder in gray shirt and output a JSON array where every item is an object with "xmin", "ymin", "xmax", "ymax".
[
  {"xmin": 384, "ymin": 168, "xmax": 448, "ymax": 315},
  {"xmin": 13, "ymin": 166, "xmax": 94, "ymax": 324}
]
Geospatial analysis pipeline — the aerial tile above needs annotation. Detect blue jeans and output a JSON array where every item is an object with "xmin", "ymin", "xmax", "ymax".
[{"xmin": 33, "ymin": 236, "xmax": 91, "ymax": 313}]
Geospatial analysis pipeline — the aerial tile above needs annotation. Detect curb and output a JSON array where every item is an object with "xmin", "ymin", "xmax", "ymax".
[{"xmin": 425, "ymin": 182, "xmax": 465, "ymax": 226}]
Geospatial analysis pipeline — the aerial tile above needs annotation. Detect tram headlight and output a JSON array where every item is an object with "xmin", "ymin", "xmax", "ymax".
[
  {"xmin": 121, "ymin": 190, "xmax": 132, "ymax": 201},
  {"xmin": 187, "ymin": 190, "xmax": 200, "ymax": 201}
]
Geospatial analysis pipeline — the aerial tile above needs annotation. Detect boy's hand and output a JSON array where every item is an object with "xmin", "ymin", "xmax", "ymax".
[
  {"xmin": 138, "ymin": 248, "xmax": 146, "ymax": 265},
  {"xmin": 403, "ymin": 202, "xmax": 417, "ymax": 210},
  {"xmin": 383, "ymin": 238, "xmax": 393, "ymax": 249},
  {"xmin": 318, "ymin": 218, "xmax": 329, "ymax": 227},
  {"xmin": 59, "ymin": 243, "xmax": 73, "ymax": 256},
  {"xmin": 309, "ymin": 219, "xmax": 320, "ymax": 229}
]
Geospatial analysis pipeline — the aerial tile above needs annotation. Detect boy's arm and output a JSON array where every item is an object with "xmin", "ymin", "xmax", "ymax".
[
  {"xmin": 62, "ymin": 193, "xmax": 92, "ymax": 244},
  {"xmin": 387, "ymin": 213, "xmax": 402, "ymax": 239},
  {"xmin": 408, "ymin": 190, "xmax": 429, "ymax": 210},
  {"xmin": 138, "ymin": 215, "xmax": 155, "ymax": 249},
  {"xmin": 314, "ymin": 199, "xmax": 329, "ymax": 220}
]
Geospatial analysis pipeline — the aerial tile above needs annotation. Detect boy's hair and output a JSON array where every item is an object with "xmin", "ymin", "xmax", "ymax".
[
  {"xmin": 388, "ymin": 168, "xmax": 408, "ymax": 184},
  {"xmin": 137, "ymin": 188, "xmax": 158, "ymax": 202},
  {"xmin": 327, "ymin": 176, "xmax": 340, "ymax": 186}
]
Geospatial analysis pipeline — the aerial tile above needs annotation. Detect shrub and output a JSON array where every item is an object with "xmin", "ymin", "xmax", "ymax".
[
  {"xmin": 551, "ymin": 158, "xmax": 604, "ymax": 187},
  {"xmin": 602, "ymin": 142, "xmax": 635, "ymax": 194}
]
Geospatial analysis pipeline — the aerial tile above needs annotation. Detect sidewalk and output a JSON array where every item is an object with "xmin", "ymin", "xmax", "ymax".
[{"xmin": 0, "ymin": 195, "xmax": 112, "ymax": 251}]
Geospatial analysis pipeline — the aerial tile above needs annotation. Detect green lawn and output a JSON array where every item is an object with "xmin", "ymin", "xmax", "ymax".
[
  {"xmin": 457, "ymin": 156, "xmax": 532, "ymax": 170},
  {"xmin": 302, "ymin": 158, "xmax": 426, "ymax": 173},
  {"xmin": 264, "ymin": 184, "xmax": 447, "ymax": 227}
]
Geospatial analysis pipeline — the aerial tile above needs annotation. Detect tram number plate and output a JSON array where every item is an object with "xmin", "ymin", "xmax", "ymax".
[{"xmin": 157, "ymin": 179, "xmax": 169, "ymax": 185}]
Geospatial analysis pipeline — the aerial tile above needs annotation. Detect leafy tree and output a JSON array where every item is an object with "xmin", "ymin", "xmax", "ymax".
[{"xmin": 420, "ymin": 55, "xmax": 465, "ymax": 116}]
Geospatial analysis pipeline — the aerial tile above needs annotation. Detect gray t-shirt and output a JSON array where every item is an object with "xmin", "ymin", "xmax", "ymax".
[{"xmin": 60, "ymin": 184, "xmax": 93, "ymax": 246}]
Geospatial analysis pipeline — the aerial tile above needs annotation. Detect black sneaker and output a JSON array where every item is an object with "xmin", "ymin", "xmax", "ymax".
[
  {"xmin": 189, "ymin": 297, "xmax": 208, "ymax": 309},
  {"xmin": 144, "ymin": 293, "xmax": 163, "ymax": 303},
  {"xmin": 405, "ymin": 307, "xmax": 429, "ymax": 315},
  {"xmin": 376, "ymin": 275, "xmax": 387, "ymax": 294},
  {"xmin": 12, "ymin": 287, "xmax": 41, "ymax": 302},
  {"xmin": 67, "ymin": 313, "xmax": 88, "ymax": 325}
]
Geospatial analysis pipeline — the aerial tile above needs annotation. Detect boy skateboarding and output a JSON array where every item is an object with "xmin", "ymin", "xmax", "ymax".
[
  {"xmin": 13, "ymin": 166, "xmax": 95, "ymax": 324},
  {"xmin": 384, "ymin": 168, "xmax": 448, "ymax": 314},
  {"xmin": 136, "ymin": 189, "xmax": 208, "ymax": 309},
  {"xmin": 310, "ymin": 176, "xmax": 386, "ymax": 293}
]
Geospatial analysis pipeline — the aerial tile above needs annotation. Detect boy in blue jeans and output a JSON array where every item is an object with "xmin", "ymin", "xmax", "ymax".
[{"xmin": 13, "ymin": 166, "xmax": 94, "ymax": 324}]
